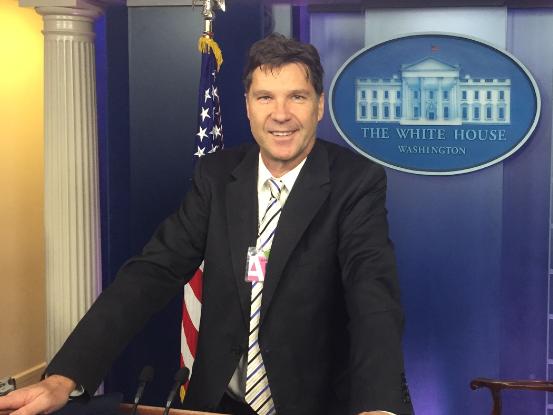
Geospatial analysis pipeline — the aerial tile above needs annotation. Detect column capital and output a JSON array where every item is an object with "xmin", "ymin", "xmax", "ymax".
[{"xmin": 19, "ymin": 0, "xmax": 123, "ymax": 18}]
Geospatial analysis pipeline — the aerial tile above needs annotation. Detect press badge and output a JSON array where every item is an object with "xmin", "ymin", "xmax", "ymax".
[{"xmin": 245, "ymin": 247, "xmax": 268, "ymax": 282}]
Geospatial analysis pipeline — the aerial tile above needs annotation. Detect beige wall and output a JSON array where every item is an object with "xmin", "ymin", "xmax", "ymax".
[{"xmin": 0, "ymin": 0, "xmax": 46, "ymax": 379}]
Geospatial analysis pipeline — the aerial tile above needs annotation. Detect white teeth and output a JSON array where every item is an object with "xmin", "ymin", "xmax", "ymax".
[{"xmin": 271, "ymin": 131, "xmax": 293, "ymax": 136}]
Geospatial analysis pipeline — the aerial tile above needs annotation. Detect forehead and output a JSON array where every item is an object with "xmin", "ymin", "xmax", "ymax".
[{"xmin": 250, "ymin": 63, "xmax": 314, "ymax": 92}]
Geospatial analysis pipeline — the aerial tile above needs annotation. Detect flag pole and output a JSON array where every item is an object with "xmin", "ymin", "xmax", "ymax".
[
  {"xmin": 197, "ymin": 0, "xmax": 224, "ymax": 70},
  {"xmin": 199, "ymin": 0, "xmax": 225, "ymax": 35}
]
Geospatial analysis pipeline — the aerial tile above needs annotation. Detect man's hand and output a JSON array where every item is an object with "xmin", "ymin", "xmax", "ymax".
[{"xmin": 0, "ymin": 375, "xmax": 76, "ymax": 415}]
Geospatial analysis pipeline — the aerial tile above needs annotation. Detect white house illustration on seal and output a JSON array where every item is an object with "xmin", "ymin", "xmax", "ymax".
[{"xmin": 355, "ymin": 57, "xmax": 511, "ymax": 125}]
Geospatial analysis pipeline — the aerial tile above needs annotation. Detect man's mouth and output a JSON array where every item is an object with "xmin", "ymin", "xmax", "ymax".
[{"xmin": 269, "ymin": 130, "xmax": 297, "ymax": 137}]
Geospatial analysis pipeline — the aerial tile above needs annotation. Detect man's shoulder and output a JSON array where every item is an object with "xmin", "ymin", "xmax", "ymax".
[
  {"xmin": 198, "ymin": 142, "xmax": 257, "ymax": 173},
  {"xmin": 316, "ymin": 138, "xmax": 385, "ymax": 177}
]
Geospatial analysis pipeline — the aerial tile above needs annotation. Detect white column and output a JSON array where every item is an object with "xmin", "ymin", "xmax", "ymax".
[
  {"xmin": 402, "ymin": 78, "xmax": 409, "ymax": 120},
  {"xmin": 35, "ymin": 5, "xmax": 103, "ymax": 360},
  {"xmin": 437, "ymin": 78, "xmax": 443, "ymax": 120},
  {"xmin": 452, "ymin": 78, "xmax": 459, "ymax": 122}
]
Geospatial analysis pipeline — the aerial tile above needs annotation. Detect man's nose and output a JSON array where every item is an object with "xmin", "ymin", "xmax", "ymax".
[{"xmin": 271, "ymin": 100, "xmax": 291, "ymax": 122}]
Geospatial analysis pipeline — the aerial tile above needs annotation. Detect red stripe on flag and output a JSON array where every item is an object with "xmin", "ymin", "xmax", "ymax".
[
  {"xmin": 182, "ymin": 301, "xmax": 199, "ymax": 357},
  {"xmin": 189, "ymin": 268, "xmax": 203, "ymax": 301}
]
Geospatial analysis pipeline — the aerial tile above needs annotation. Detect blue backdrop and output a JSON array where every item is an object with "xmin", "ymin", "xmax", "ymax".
[{"xmin": 311, "ymin": 7, "xmax": 553, "ymax": 415}]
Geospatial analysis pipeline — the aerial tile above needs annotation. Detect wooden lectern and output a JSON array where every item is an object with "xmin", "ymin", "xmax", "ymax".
[
  {"xmin": 120, "ymin": 403, "xmax": 227, "ymax": 415},
  {"xmin": 0, "ymin": 403, "xmax": 227, "ymax": 415}
]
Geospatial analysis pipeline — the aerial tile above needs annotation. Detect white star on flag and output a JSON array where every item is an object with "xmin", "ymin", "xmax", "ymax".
[
  {"xmin": 194, "ymin": 146, "xmax": 206, "ymax": 158},
  {"xmin": 200, "ymin": 107, "xmax": 210, "ymax": 122},
  {"xmin": 196, "ymin": 126, "xmax": 208, "ymax": 142},
  {"xmin": 212, "ymin": 124, "xmax": 222, "ymax": 138},
  {"xmin": 204, "ymin": 88, "xmax": 212, "ymax": 102}
]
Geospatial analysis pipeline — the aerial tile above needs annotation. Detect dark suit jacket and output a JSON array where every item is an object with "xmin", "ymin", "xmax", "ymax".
[{"xmin": 47, "ymin": 139, "xmax": 413, "ymax": 415}]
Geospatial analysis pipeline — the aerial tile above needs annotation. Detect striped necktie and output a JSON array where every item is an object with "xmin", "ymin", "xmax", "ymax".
[{"xmin": 245, "ymin": 178, "xmax": 283, "ymax": 415}]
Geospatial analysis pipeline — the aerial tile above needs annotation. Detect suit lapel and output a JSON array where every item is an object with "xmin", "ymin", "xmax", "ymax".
[
  {"xmin": 226, "ymin": 145, "xmax": 259, "ymax": 326},
  {"xmin": 260, "ymin": 141, "xmax": 331, "ymax": 325}
]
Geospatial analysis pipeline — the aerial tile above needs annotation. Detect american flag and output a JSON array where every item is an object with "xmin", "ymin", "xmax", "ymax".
[{"xmin": 180, "ymin": 36, "xmax": 223, "ymax": 401}]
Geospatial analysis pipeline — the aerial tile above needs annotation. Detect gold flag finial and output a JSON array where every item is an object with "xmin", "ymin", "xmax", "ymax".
[{"xmin": 194, "ymin": 0, "xmax": 225, "ymax": 70}]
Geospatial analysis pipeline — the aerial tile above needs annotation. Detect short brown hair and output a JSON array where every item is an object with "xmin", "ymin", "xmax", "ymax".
[{"xmin": 243, "ymin": 33, "xmax": 324, "ymax": 96}]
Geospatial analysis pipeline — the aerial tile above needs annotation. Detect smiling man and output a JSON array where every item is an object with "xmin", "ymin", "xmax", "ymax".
[{"xmin": 0, "ymin": 34, "xmax": 413, "ymax": 415}]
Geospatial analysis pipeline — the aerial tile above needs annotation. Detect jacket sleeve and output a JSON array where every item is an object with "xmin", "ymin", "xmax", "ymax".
[
  {"xmin": 337, "ymin": 163, "xmax": 413, "ymax": 415},
  {"xmin": 46, "ymin": 159, "xmax": 212, "ymax": 395}
]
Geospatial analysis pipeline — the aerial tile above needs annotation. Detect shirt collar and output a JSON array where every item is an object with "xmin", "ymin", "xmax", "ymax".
[{"xmin": 257, "ymin": 154, "xmax": 307, "ymax": 194}]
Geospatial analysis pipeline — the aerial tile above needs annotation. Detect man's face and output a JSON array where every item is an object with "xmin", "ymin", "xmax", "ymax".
[{"xmin": 245, "ymin": 63, "xmax": 324, "ymax": 176}]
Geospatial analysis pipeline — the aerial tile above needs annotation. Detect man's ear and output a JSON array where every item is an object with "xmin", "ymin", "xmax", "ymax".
[
  {"xmin": 317, "ymin": 92, "xmax": 325, "ymax": 121},
  {"xmin": 244, "ymin": 93, "xmax": 251, "ymax": 120}
]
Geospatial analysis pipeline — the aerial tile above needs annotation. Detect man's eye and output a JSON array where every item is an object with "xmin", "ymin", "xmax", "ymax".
[
  {"xmin": 292, "ymin": 95, "xmax": 306, "ymax": 102},
  {"xmin": 258, "ymin": 96, "xmax": 271, "ymax": 103}
]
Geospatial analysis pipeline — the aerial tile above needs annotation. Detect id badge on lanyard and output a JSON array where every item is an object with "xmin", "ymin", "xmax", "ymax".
[{"xmin": 245, "ymin": 247, "xmax": 269, "ymax": 282}]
